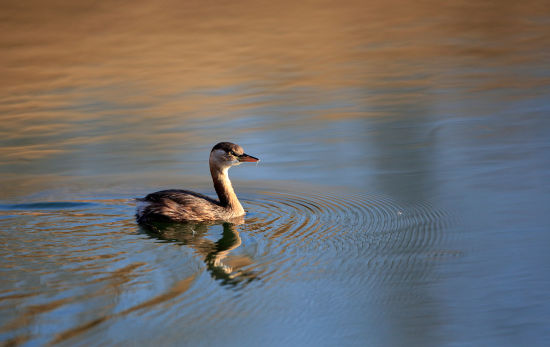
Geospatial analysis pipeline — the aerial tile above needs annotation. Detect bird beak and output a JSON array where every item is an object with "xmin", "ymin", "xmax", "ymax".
[{"xmin": 238, "ymin": 153, "xmax": 260, "ymax": 162}]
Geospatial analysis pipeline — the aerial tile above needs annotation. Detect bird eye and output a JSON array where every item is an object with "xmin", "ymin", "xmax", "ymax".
[{"xmin": 229, "ymin": 151, "xmax": 236, "ymax": 156}]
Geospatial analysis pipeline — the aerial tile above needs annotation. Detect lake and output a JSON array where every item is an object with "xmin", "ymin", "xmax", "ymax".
[{"xmin": 1, "ymin": 0, "xmax": 550, "ymax": 346}]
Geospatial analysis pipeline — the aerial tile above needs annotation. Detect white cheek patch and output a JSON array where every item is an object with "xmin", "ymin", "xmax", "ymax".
[
  {"xmin": 211, "ymin": 149, "xmax": 227, "ymax": 165},
  {"xmin": 212, "ymin": 149, "xmax": 227, "ymax": 159},
  {"xmin": 211, "ymin": 149, "xmax": 238, "ymax": 168}
]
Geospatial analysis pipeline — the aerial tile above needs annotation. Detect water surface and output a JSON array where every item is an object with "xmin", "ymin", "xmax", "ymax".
[{"xmin": 1, "ymin": 0, "xmax": 550, "ymax": 346}]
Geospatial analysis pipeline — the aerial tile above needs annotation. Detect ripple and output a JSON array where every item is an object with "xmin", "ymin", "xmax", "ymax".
[
  {"xmin": 0, "ymin": 201, "xmax": 98, "ymax": 210},
  {"xmin": 241, "ymin": 189, "xmax": 458, "ymax": 294},
  {"xmin": 0, "ymin": 191, "xmax": 459, "ymax": 345}
]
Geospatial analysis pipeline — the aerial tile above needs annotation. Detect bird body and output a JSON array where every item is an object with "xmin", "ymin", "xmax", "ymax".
[{"xmin": 136, "ymin": 142, "xmax": 259, "ymax": 224}]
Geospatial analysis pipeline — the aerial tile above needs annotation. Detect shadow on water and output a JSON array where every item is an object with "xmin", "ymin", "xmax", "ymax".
[{"xmin": 139, "ymin": 220, "xmax": 259, "ymax": 288}]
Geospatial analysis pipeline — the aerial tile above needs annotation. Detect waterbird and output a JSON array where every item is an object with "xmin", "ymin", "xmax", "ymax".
[{"xmin": 136, "ymin": 142, "xmax": 259, "ymax": 223}]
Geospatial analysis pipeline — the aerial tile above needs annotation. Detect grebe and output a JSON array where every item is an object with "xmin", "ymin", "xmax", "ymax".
[{"xmin": 136, "ymin": 142, "xmax": 259, "ymax": 224}]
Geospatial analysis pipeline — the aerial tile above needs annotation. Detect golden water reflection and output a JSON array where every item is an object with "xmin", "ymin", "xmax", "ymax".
[
  {"xmin": 1, "ymin": 0, "xmax": 548, "ymax": 203},
  {"xmin": 2, "ymin": 0, "xmax": 549, "ymax": 168}
]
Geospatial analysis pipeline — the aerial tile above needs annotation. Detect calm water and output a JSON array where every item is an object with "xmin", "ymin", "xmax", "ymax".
[{"xmin": 1, "ymin": 0, "xmax": 550, "ymax": 346}]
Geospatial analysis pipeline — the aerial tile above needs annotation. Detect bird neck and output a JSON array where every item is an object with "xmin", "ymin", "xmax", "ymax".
[{"xmin": 210, "ymin": 166, "xmax": 244, "ymax": 214}]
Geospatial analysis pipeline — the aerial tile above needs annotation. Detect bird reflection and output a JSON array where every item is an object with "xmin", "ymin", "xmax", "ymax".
[{"xmin": 140, "ymin": 218, "xmax": 258, "ymax": 287}]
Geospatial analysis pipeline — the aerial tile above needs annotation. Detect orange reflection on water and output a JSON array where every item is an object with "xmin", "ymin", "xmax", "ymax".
[
  {"xmin": 2, "ymin": 0, "xmax": 548, "ymax": 102},
  {"xmin": 0, "ymin": 0, "xmax": 549, "ymax": 191}
]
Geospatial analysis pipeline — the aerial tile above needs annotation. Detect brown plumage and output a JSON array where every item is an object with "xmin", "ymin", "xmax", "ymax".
[{"xmin": 136, "ymin": 142, "xmax": 259, "ymax": 224}]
